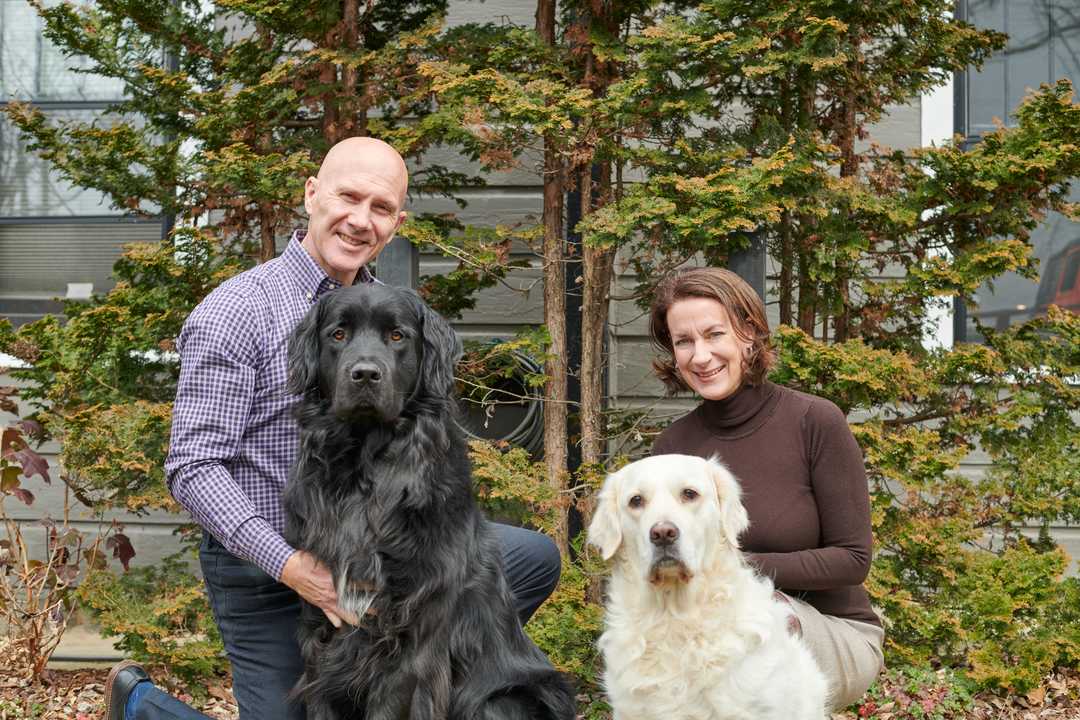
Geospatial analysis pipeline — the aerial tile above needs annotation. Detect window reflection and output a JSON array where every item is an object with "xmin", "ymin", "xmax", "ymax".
[
  {"xmin": 0, "ymin": 0, "xmax": 125, "ymax": 102},
  {"xmin": 963, "ymin": 0, "xmax": 1080, "ymax": 337}
]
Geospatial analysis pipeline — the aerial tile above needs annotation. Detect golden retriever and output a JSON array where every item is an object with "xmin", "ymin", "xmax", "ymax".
[{"xmin": 588, "ymin": 454, "xmax": 827, "ymax": 720}]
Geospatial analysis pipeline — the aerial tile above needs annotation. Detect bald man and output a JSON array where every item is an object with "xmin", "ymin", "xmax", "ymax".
[{"xmin": 104, "ymin": 138, "xmax": 561, "ymax": 720}]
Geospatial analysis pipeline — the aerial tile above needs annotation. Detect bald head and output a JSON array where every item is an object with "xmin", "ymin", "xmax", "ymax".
[
  {"xmin": 301, "ymin": 136, "xmax": 410, "ymax": 285},
  {"xmin": 316, "ymin": 137, "xmax": 409, "ymax": 205}
]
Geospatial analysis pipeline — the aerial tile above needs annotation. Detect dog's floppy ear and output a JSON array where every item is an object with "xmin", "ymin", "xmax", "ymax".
[
  {"xmin": 287, "ymin": 296, "xmax": 326, "ymax": 396},
  {"xmin": 406, "ymin": 289, "xmax": 462, "ymax": 399},
  {"xmin": 587, "ymin": 469, "xmax": 624, "ymax": 560},
  {"xmin": 708, "ymin": 458, "xmax": 749, "ymax": 548}
]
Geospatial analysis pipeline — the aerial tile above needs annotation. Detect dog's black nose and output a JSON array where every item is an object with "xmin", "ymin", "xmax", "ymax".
[
  {"xmin": 649, "ymin": 521, "xmax": 679, "ymax": 547},
  {"xmin": 350, "ymin": 362, "xmax": 383, "ymax": 384}
]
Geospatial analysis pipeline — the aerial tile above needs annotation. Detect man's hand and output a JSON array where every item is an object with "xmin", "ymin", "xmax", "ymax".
[{"xmin": 280, "ymin": 550, "xmax": 361, "ymax": 627}]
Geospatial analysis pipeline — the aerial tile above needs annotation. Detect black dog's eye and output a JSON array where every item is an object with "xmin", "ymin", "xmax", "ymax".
[
  {"xmin": 628, "ymin": 494, "xmax": 644, "ymax": 509},
  {"xmin": 389, "ymin": 329, "xmax": 405, "ymax": 342},
  {"xmin": 331, "ymin": 328, "xmax": 346, "ymax": 342},
  {"xmin": 681, "ymin": 488, "xmax": 699, "ymax": 502}
]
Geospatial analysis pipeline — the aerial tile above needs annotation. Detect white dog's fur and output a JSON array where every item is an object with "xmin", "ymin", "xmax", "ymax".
[{"xmin": 588, "ymin": 454, "xmax": 828, "ymax": 720}]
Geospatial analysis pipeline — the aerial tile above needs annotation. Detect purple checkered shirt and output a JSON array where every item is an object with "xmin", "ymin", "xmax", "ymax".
[{"xmin": 166, "ymin": 230, "xmax": 375, "ymax": 580}]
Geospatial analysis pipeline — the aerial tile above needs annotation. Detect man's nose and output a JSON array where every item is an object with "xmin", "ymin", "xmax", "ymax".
[{"xmin": 347, "ymin": 204, "xmax": 372, "ymax": 230}]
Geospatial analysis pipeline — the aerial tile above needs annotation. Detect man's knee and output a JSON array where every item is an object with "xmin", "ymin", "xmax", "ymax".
[{"xmin": 530, "ymin": 531, "xmax": 561, "ymax": 598}]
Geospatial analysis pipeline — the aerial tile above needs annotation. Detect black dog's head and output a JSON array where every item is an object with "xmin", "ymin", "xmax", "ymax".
[{"xmin": 287, "ymin": 283, "xmax": 461, "ymax": 424}]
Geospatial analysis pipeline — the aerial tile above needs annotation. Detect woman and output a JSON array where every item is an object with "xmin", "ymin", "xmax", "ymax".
[{"xmin": 648, "ymin": 267, "xmax": 884, "ymax": 710}]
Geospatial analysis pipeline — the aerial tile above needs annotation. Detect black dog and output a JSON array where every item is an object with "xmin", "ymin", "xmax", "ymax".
[{"xmin": 282, "ymin": 283, "xmax": 575, "ymax": 720}]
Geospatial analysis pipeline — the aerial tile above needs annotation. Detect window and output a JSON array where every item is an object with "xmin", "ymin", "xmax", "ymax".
[{"xmin": 957, "ymin": 0, "xmax": 1080, "ymax": 339}]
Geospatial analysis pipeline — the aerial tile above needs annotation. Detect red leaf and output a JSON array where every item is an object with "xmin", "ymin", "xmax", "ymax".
[
  {"xmin": 55, "ymin": 564, "xmax": 78, "ymax": 583},
  {"xmin": 109, "ymin": 532, "xmax": 136, "ymax": 571},
  {"xmin": 13, "ymin": 447, "xmax": 50, "ymax": 483},
  {"xmin": 1, "ymin": 427, "xmax": 21, "ymax": 458},
  {"xmin": 13, "ymin": 487, "xmax": 34, "ymax": 505},
  {"xmin": 16, "ymin": 419, "xmax": 44, "ymax": 442},
  {"xmin": 0, "ymin": 387, "xmax": 17, "ymax": 414}
]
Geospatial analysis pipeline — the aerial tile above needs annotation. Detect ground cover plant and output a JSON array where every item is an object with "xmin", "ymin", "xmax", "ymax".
[{"xmin": 1, "ymin": 0, "xmax": 1079, "ymax": 714}]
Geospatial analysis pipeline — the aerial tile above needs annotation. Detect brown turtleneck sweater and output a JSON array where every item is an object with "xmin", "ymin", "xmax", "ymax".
[{"xmin": 651, "ymin": 381, "xmax": 880, "ymax": 627}]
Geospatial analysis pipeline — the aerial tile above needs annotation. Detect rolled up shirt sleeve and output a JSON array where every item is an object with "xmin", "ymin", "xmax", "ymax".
[{"xmin": 165, "ymin": 287, "xmax": 296, "ymax": 580}]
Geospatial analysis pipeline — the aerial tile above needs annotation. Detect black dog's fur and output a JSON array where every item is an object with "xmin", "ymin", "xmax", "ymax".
[{"xmin": 283, "ymin": 283, "xmax": 575, "ymax": 720}]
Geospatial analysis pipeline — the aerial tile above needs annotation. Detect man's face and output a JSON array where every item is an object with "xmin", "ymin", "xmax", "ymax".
[{"xmin": 302, "ymin": 157, "xmax": 407, "ymax": 285}]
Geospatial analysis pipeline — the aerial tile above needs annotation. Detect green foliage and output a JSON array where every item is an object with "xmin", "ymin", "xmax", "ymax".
[
  {"xmin": 470, "ymin": 440, "xmax": 560, "ymax": 533},
  {"xmin": 55, "ymin": 401, "xmax": 176, "ymax": 513},
  {"xmin": 775, "ymin": 306, "xmax": 1080, "ymax": 692},
  {"xmin": 856, "ymin": 665, "xmax": 976, "ymax": 720},
  {"xmin": 77, "ymin": 551, "xmax": 227, "ymax": 686},
  {"xmin": 526, "ymin": 555, "xmax": 609, "ymax": 720}
]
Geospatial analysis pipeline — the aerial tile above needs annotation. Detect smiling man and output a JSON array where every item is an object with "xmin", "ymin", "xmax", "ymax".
[
  {"xmin": 300, "ymin": 137, "xmax": 408, "ymax": 285},
  {"xmin": 104, "ymin": 137, "xmax": 562, "ymax": 720}
]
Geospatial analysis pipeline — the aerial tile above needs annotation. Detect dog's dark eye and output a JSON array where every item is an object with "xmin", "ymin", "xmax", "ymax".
[
  {"xmin": 681, "ymin": 488, "xmax": 699, "ymax": 502},
  {"xmin": 628, "ymin": 494, "xmax": 644, "ymax": 509},
  {"xmin": 331, "ymin": 328, "xmax": 346, "ymax": 342},
  {"xmin": 389, "ymin": 329, "xmax": 405, "ymax": 342}
]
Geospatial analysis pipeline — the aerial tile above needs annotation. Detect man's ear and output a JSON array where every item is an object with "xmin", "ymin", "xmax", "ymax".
[
  {"xmin": 588, "ymin": 469, "xmax": 624, "ymax": 561},
  {"xmin": 303, "ymin": 176, "xmax": 318, "ymax": 215},
  {"xmin": 709, "ymin": 458, "xmax": 749, "ymax": 548}
]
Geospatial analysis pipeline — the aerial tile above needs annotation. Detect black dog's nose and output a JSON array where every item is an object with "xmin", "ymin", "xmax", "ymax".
[
  {"xmin": 649, "ymin": 521, "xmax": 679, "ymax": 547},
  {"xmin": 350, "ymin": 362, "xmax": 383, "ymax": 384}
]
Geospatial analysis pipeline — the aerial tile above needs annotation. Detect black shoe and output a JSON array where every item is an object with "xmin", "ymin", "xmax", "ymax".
[{"xmin": 104, "ymin": 660, "xmax": 151, "ymax": 720}]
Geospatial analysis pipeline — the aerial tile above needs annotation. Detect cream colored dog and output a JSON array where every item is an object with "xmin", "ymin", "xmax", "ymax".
[{"xmin": 588, "ymin": 454, "xmax": 827, "ymax": 720}]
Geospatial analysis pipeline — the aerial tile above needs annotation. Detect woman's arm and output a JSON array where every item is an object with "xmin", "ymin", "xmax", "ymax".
[{"xmin": 746, "ymin": 399, "xmax": 873, "ymax": 591}]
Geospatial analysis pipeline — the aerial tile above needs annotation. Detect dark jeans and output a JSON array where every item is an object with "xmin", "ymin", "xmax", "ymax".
[{"xmin": 131, "ymin": 523, "xmax": 561, "ymax": 720}]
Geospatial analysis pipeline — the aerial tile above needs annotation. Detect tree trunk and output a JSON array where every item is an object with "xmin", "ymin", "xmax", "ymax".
[
  {"xmin": 797, "ymin": 237, "xmax": 817, "ymax": 334},
  {"xmin": 340, "ymin": 0, "xmax": 360, "ymax": 138},
  {"xmin": 259, "ymin": 201, "xmax": 276, "ymax": 262},
  {"xmin": 795, "ymin": 68, "xmax": 817, "ymax": 334},
  {"xmin": 536, "ymin": 0, "xmax": 570, "ymax": 558},
  {"xmin": 580, "ymin": 163, "xmax": 613, "ymax": 468},
  {"xmin": 779, "ymin": 211, "xmax": 793, "ymax": 326},
  {"xmin": 832, "ymin": 55, "xmax": 859, "ymax": 343}
]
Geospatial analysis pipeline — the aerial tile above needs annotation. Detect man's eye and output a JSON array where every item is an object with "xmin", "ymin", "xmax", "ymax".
[
  {"xmin": 331, "ymin": 329, "xmax": 346, "ymax": 342},
  {"xmin": 681, "ymin": 488, "xmax": 699, "ymax": 502},
  {"xmin": 628, "ymin": 494, "xmax": 644, "ymax": 509},
  {"xmin": 389, "ymin": 329, "xmax": 404, "ymax": 342}
]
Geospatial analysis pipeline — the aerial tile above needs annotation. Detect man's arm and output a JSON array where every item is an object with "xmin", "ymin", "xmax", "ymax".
[
  {"xmin": 165, "ymin": 287, "xmax": 297, "ymax": 575},
  {"xmin": 165, "ymin": 288, "xmax": 356, "ymax": 625}
]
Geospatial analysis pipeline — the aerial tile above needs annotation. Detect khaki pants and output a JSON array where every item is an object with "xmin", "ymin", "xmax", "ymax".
[{"xmin": 783, "ymin": 594, "xmax": 885, "ymax": 711}]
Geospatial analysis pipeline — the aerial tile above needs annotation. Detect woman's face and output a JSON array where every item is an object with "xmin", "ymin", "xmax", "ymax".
[{"xmin": 666, "ymin": 297, "xmax": 752, "ymax": 401}]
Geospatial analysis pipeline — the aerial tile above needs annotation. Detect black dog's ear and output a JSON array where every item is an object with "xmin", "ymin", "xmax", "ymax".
[
  {"xmin": 287, "ymin": 297, "xmax": 327, "ymax": 397},
  {"xmin": 407, "ymin": 290, "xmax": 461, "ymax": 399}
]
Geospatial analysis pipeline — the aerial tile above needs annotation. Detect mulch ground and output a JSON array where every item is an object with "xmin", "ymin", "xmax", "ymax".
[{"xmin": 1, "ymin": 666, "xmax": 1077, "ymax": 719}]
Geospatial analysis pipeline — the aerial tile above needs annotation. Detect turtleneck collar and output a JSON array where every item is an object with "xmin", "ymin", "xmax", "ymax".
[{"xmin": 696, "ymin": 381, "xmax": 780, "ymax": 436}]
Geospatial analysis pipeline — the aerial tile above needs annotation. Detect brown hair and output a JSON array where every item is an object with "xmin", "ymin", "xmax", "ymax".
[{"xmin": 649, "ymin": 267, "xmax": 776, "ymax": 394}]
